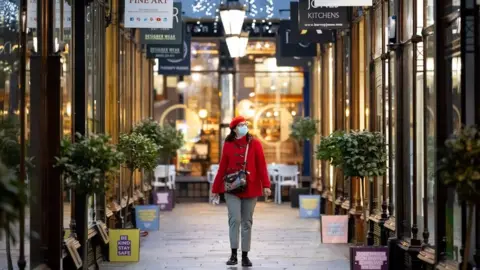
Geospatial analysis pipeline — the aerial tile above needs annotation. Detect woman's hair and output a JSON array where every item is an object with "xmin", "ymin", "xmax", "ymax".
[{"xmin": 225, "ymin": 128, "xmax": 252, "ymax": 142}]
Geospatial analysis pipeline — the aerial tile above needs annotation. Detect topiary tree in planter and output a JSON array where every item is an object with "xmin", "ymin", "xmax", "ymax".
[
  {"xmin": 156, "ymin": 124, "xmax": 185, "ymax": 164},
  {"xmin": 132, "ymin": 119, "xmax": 162, "ymax": 195},
  {"xmin": 316, "ymin": 130, "xmax": 346, "ymax": 213},
  {"xmin": 290, "ymin": 117, "xmax": 319, "ymax": 182},
  {"xmin": 290, "ymin": 116, "xmax": 319, "ymax": 142},
  {"xmin": 338, "ymin": 130, "xmax": 387, "ymax": 244},
  {"xmin": 55, "ymin": 133, "xmax": 123, "ymax": 266},
  {"xmin": 437, "ymin": 125, "xmax": 480, "ymax": 270},
  {"xmin": 117, "ymin": 132, "xmax": 159, "ymax": 228}
]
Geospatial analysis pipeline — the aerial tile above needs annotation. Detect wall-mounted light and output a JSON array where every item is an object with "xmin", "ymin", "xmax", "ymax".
[{"xmin": 345, "ymin": 108, "xmax": 350, "ymax": 118}]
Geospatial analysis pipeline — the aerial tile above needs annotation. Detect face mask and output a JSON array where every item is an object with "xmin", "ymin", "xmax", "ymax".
[{"xmin": 236, "ymin": 126, "xmax": 248, "ymax": 137}]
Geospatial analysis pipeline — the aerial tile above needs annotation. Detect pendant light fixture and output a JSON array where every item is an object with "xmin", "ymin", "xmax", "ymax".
[
  {"xmin": 226, "ymin": 32, "xmax": 249, "ymax": 58},
  {"xmin": 219, "ymin": 0, "xmax": 246, "ymax": 35}
]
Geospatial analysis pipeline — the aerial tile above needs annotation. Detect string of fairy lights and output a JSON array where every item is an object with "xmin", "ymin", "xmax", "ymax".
[
  {"xmin": 192, "ymin": 0, "xmax": 275, "ymax": 34},
  {"xmin": 0, "ymin": 0, "xmax": 19, "ymax": 30}
]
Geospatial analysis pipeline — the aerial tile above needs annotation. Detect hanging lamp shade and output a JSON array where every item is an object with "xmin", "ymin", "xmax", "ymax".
[
  {"xmin": 219, "ymin": 0, "xmax": 246, "ymax": 35},
  {"xmin": 226, "ymin": 32, "xmax": 249, "ymax": 58}
]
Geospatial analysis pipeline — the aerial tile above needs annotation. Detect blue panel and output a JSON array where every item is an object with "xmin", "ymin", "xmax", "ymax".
[{"xmin": 303, "ymin": 72, "xmax": 311, "ymax": 176}]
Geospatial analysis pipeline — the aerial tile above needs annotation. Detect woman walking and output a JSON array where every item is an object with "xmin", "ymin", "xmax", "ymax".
[{"xmin": 211, "ymin": 116, "xmax": 271, "ymax": 267}]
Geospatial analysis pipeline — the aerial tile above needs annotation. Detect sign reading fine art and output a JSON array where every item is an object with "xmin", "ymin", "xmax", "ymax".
[
  {"xmin": 299, "ymin": 195, "xmax": 321, "ymax": 218},
  {"xmin": 350, "ymin": 247, "xmax": 389, "ymax": 270},
  {"xmin": 124, "ymin": 0, "xmax": 173, "ymax": 29},
  {"xmin": 298, "ymin": 0, "xmax": 350, "ymax": 29},
  {"xmin": 109, "ymin": 229, "xmax": 140, "ymax": 262}
]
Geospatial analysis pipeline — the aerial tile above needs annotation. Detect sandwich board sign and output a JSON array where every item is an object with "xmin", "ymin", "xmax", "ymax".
[{"xmin": 299, "ymin": 195, "xmax": 321, "ymax": 218}]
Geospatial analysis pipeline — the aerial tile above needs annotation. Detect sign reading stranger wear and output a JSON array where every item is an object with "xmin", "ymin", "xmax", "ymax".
[
  {"xmin": 298, "ymin": 0, "xmax": 350, "ymax": 29},
  {"xmin": 124, "ymin": 0, "xmax": 173, "ymax": 29},
  {"xmin": 140, "ymin": 3, "xmax": 183, "ymax": 44},
  {"xmin": 158, "ymin": 32, "xmax": 191, "ymax": 75}
]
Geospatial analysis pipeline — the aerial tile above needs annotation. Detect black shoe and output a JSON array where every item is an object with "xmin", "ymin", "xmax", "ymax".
[
  {"xmin": 242, "ymin": 256, "xmax": 252, "ymax": 267},
  {"xmin": 226, "ymin": 255, "xmax": 238, "ymax": 265}
]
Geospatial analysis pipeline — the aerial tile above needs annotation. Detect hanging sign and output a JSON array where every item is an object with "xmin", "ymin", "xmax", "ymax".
[
  {"xmin": 27, "ymin": 0, "xmax": 72, "ymax": 29},
  {"xmin": 124, "ymin": 0, "xmax": 173, "ymax": 29},
  {"xmin": 109, "ymin": 229, "xmax": 140, "ymax": 262},
  {"xmin": 135, "ymin": 205, "xmax": 160, "ymax": 231},
  {"xmin": 277, "ymin": 20, "xmax": 317, "ymax": 58},
  {"xmin": 146, "ymin": 44, "xmax": 183, "ymax": 59},
  {"xmin": 305, "ymin": 0, "xmax": 372, "ymax": 6},
  {"xmin": 299, "ymin": 195, "xmax": 321, "ymax": 218},
  {"xmin": 298, "ymin": 0, "xmax": 349, "ymax": 29},
  {"xmin": 320, "ymin": 215, "xmax": 349, "ymax": 243},
  {"xmin": 158, "ymin": 32, "xmax": 191, "ymax": 75},
  {"xmin": 290, "ymin": 2, "xmax": 336, "ymax": 44},
  {"xmin": 140, "ymin": 3, "xmax": 182, "ymax": 44},
  {"xmin": 350, "ymin": 246, "xmax": 389, "ymax": 270}
]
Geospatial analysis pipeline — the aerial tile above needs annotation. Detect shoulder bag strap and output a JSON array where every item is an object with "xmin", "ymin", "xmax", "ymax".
[{"xmin": 242, "ymin": 141, "xmax": 250, "ymax": 171}]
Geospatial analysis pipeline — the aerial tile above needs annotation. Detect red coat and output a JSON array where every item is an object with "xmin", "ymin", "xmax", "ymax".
[{"xmin": 212, "ymin": 136, "xmax": 271, "ymax": 198}]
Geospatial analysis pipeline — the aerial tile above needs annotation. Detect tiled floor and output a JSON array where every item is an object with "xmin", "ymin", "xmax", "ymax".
[{"xmin": 101, "ymin": 202, "xmax": 350, "ymax": 270}]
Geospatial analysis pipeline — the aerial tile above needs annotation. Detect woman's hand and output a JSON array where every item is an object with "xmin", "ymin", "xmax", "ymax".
[
  {"xmin": 211, "ymin": 193, "xmax": 220, "ymax": 204},
  {"xmin": 263, "ymin": 188, "xmax": 272, "ymax": 197}
]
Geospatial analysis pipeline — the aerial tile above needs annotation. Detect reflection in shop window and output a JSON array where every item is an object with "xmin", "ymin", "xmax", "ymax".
[{"xmin": 155, "ymin": 41, "xmax": 220, "ymax": 177}]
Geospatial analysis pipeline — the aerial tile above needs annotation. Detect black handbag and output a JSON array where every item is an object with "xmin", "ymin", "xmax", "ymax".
[{"xmin": 223, "ymin": 141, "xmax": 250, "ymax": 193}]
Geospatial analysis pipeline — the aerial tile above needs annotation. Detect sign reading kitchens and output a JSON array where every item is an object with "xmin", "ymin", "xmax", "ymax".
[
  {"xmin": 289, "ymin": 2, "xmax": 335, "ymax": 44},
  {"xmin": 140, "ymin": 3, "xmax": 182, "ymax": 44},
  {"xmin": 306, "ymin": 0, "xmax": 372, "ymax": 6},
  {"xmin": 124, "ymin": 0, "xmax": 173, "ymax": 29},
  {"xmin": 298, "ymin": 0, "xmax": 349, "ymax": 29}
]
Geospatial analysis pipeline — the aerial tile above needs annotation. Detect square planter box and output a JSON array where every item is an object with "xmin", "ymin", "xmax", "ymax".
[{"xmin": 290, "ymin": 187, "xmax": 310, "ymax": 208}]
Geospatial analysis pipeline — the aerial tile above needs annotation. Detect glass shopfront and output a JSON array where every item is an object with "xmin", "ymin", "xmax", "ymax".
[{"xmin": 154, "ymin": 40, "xmax": 305, "ymax": 177}]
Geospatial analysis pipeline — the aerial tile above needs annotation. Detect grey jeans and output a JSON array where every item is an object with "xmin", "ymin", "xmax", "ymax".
[{"xmin": 224, "ymin": 193, "xmax": 257, "ymax": 252}]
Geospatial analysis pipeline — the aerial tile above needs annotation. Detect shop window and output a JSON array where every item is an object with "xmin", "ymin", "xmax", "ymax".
[
  {"xmin": 426, "ymin": 0, "xmax": 435, "ymax": 26},
  {"xmin": 423, "ymin": 33, "xmax": 436, "ymax": 245},
  {"xmin": 238, "ymin": 56, "xmax": 304, "ymax": 165},
  {"xmin": 402, "ymin": 0, "xmax": 414, "ymax": 41},
  {"xmin": 155, "ymin": 41, "xmax": 220, "ymax": 177},
  {"xmin": 388, "ymin": 52, "xmax": 396, "ymax": 211}
]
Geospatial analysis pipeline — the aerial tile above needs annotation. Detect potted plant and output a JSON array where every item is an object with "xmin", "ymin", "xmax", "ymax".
[
  {"xmin": 117, "ymin": 132, "xmax": 158, "ymax": 228},
  {"xmin": 0, "ymin": 116, "xmax": 31, "ymax": 270},
  {"xmin": 56, "ymin": 133, "xmax": 123, "ymax": 266},
  {"xmin": 156, "ymin": 124, "xmax": 184, "ymax": 165},
  {"xmin": 290, "ymin": 116, "xmax": 319, "ymax": 182},
  {"xmin": 338, "ymin": 130, "xmax": 387, "ymax": 244},
  {"xmin": 437, "ymin": 125, "xmax": 480, "ymax": 270},
  {"xmin": 0, "ymin": 159, "xmax": 25, "ymax": 270},
  {"xmin": 316, "ymin": 130, "xmax": 346, "ymax": 213},
  {"xmin": 290, "ymin": 116, "xmax": 319, "ymax": 142},
  {"xmin": 132, "ymin": 119, "xmax": 162, "ymax": 196}
]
